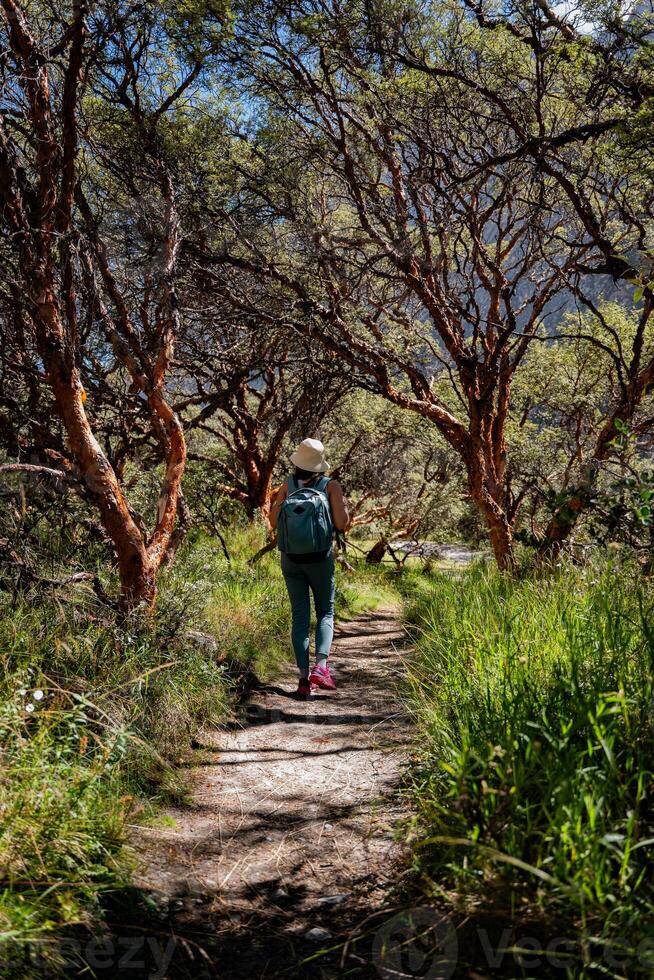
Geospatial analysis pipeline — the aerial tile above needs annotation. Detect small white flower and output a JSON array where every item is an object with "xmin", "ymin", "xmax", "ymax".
[
  {"xmin": 25, "ymin": 703, "xmax": 35, "ymax": 713},
  {"xmin": 33, "ymin": 690, "xmax": 44, "ymax": 701},
  {"xmin": 18, "ymin": 688, "xmax": 27, "ymax": 697}
]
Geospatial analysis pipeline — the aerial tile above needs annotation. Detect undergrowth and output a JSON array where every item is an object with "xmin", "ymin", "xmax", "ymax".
[
  {"xmin": 0, "ymin": 526, "xmax": 396, "ymax": 976},
  {"xmin": 400, "ymin": 559, "xmax": 654, "ymax": 977}
]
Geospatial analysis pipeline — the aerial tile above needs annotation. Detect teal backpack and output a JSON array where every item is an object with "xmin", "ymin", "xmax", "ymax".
[{"xmin": 277, "ymin": 475, "xmax": 333, "ymax": 556}]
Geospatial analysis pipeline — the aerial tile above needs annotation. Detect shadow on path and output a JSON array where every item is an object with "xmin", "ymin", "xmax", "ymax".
[{"xmin": 87, "ymin": 606, "xmax": 413, "ymax": 979}]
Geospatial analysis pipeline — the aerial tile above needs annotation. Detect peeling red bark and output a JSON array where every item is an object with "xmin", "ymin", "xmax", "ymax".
[{"xmin": 0, "ymin": 0, "xmax": 189, "ymax": 608}]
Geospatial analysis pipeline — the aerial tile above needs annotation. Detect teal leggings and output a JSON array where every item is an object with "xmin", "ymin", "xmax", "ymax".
[{"xmin": 281, "ymin": 552, "xmax": 335, "ymax": 670}]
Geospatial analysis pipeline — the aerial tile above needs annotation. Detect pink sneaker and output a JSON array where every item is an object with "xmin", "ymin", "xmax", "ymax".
[
  {"xmin": 309, "ymin": 664, "xmax": 337, "ymax": 691},
  {"xmin": 296, "ymin": 677, "xmax": 313, "ymax": 700}
]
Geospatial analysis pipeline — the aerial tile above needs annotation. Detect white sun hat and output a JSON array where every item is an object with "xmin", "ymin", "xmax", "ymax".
[{"xmin": 290, "ymin": 437, "xmax": 330, "ymax": 473}]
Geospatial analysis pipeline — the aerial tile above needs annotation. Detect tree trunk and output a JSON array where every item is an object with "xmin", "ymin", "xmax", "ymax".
[
  {"xmin": 465, "ymin": 467, "xmax": 515, "ymax": 570},
  {"xmin": 539, "ymin": 307, "xmax": 654, "ymax": 558},
  {"xmin": 539, "ymin": 489, "xmax": 591, "ymax": 560},
  {"xmin": 366, "ymin": 537, "xmax": 388, "ymax": 564},
  {"xmin": 484, "ymin": 510, "xmax": 515, "ymax": 570},
  {"xmin": 464, "ymin": 425, "xmax": 516, "ymax": 571},
  {"xmin": 470, "ymin": 488, "xmax": 515, "ymax": 570},
  {"xmin": 119, "ymin": 553, "xmax": 157, "ymax": 608},
  {"xmin": 37, "ymin": 290, "xmax": 157, "ymax": 608},
  {"xmin": 259, "ymin": 476, "xmax": 276, "ymax": 531}
]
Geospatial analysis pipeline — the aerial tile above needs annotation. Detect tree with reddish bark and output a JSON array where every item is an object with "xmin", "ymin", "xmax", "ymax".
[
  {"xmin": 176, "ymin": 270, "xmax": 352, "ymax": 526},
  {"xmin": 192, "ymin": 0, "xmax": 598, "ymax": 566},
  {"xmin": 494, "ymin": 303, "xmax": 654, "ymax": 547},
  {"xmin": 393, "ymin": 0, "xmax": 654, "ymax": 555},
  {"xmin": 0, "ymin": 1, "xmax": 226, "ymax": 606},
  {"xmin": 195, "ymin": 0, "xmax": 654, "ymax": 566}
]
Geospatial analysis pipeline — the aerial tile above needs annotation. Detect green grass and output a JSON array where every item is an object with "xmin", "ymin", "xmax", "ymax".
[
  {"xmin": 400, "ymin": 559, "xmax": 654, "ymax": 976},
  {"xmin": 0, "ymin": 533, "xmax": 236, "ymax": 974},
  {"xmin": 336, "ymin": 558, "xmax": 400, "ymax": 617},
  {"xmin": 0, "ymin": 525, "xmax": 396, "ymax": 974},
  {"xmin": 0, "ymin": 693, "xmax": 129, "ymax": 976}
]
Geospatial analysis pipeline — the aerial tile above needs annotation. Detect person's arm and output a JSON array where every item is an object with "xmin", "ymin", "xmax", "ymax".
[
  {"xmin": 269, "ymin": 481, "xmax": 288, "ymax": 532},
  {"xmin": 327, "ymin": 479, "xmax": 350, "ymax": 532}
]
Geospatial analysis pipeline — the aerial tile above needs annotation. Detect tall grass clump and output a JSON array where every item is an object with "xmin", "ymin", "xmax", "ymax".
[
  {"xmin": 0, "ymin": 548, "xmax": 230, "ymax": 974},
  {"xmin": 0, "ymin": 686, "xmax": 129, "ymax": 977},
  {"xmin": 402, "ymin": 559, "xmax": 654, "ymax": 975}
]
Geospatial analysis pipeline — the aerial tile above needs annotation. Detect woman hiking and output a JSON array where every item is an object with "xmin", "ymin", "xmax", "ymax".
[{"xmin": 270, "ymin": 438, "xmax": 350, "ymax": 700}]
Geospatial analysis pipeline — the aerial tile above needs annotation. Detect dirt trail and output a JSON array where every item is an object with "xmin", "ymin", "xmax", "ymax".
[{"xmin": 132, "ymin": 606, "xmax": 413, "ymax": 979}]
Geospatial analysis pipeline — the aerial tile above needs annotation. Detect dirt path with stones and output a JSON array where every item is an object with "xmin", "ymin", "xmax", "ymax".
[{"xmin": 130, "ymin": 606, "xmax": 413, "ymax": 979}]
